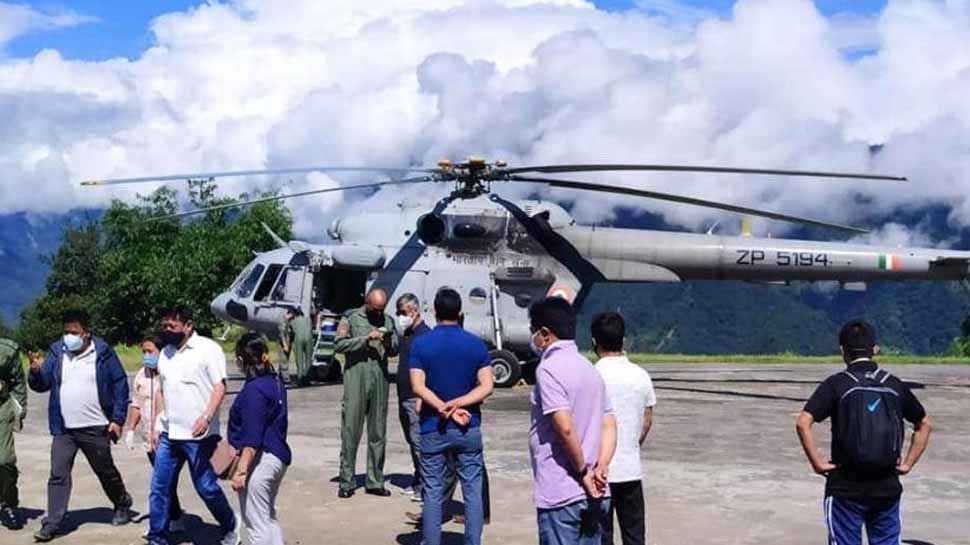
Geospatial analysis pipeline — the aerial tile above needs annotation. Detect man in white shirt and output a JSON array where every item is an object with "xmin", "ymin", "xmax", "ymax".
[
  {"xmin": 27, "ymin": 309, "xmax": 133, "ymax": 542},
  {"xmin": 146, "ymin": 307, "xmax": 239, "ymax": 545},
  {"xmin": 591, "ymin": 312, "xmax": 656, "ymax": 545}
]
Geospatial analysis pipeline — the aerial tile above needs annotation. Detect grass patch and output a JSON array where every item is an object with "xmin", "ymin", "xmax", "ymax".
[{"xmin": 623, "ymin": 353, "xmax": 970, "ymax": 365}]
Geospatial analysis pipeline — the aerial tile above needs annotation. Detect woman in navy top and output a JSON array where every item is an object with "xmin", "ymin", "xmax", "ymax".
[{"xmin": 228, "ymin": 333, "xmax": 291, "ymax": 545}]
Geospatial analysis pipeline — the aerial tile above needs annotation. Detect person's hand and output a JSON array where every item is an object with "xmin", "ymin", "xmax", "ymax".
[
  {"xmin": 451, "ymin": 408, "xmax": 472, "ymax": 427},
  {"xmin": 813, "ymin": 461, "xmax": 837, "ymax": 476},
  {"xmin": 439, "ymin": 400, "xmax": 457, "ymax": 419},
  {"xmin": 191, "ymin": 415, "xmax": 210, "ymax": 438},
  {"xmin": 151, "ymin": 430, "xmax": 161, "ymax": 452},
  {"xmin": 367, "ymin": 330, "xmax": 383, "ymax": 341},
  {"xmin": 28, "ymin": 351, "xmax": 43, "ymax": 372},
  {"xmin": 593, "ymin": 464, "xmax": 609, "ymax": 490},
  {"xmin": 581, "ymin": 469, "xmax": 604, "ymax": 499},
  {"xmin": 123, "ymin": 430, "xmax": 135, "ymax": 451},
  {"xmin": 108, "ymin": 423, "xmax": 122, "ymax": 443},
  {"xmin": 896, "ymin": 463, "xmax": 912, "ymax": 476},
  {"xmin": 230, "ymin": 472, "xmax": 247, "ymax": 492}
]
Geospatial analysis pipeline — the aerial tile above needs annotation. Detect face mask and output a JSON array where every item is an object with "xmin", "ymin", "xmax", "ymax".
[
  {"xmin": 159, "ymin": 330, "xmax": 186, "ymax": 347},
  {"xmin": 63, "ymin": 334, "xmax": 84, "ymax": 353},
  {"xmin": 530, "ymin": 330, "xmax": 544, "ymax": 358},
  {"xmin": 143, "ymin": 354, "xmax": 159, "ymax": 369},
  {"xmin": 396, "ymin": 315, "xmax": 414, "ymax": 334}
]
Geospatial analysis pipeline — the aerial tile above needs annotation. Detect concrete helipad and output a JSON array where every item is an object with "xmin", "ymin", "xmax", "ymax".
[{"xmin": 3, "ymin": 363, "xmax": 968, "ymax": 544}]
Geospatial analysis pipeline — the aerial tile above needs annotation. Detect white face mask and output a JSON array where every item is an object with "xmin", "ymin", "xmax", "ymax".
[
  {"xmin": 529, "ymin": 330, "xmax": 544, "ymax": 358},
  {"xmin": 63, "ymin": 334, "xmax": 84, "ymax": 352},
  {"xmin": 396, "ymin": 314, "xmax": 414, "ymax": 334}
]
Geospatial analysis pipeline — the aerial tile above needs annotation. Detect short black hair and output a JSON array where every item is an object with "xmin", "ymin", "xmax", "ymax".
[
  {"xmin": 529, "ymin": 297, "xmax": 576, "ymax": 340},
  {"xmin": 591, "ymin": 312, "xmax": 625, "ymax": 352},
  {"xmin": 161, "ymin": 305, "xmax": 194, "ymax": 324},
  {"xmin": 434, "ymin": 288, "xmax": 462, "ymax": 321},
  {"xmin": 839, "ymin": 319, "xmax": 876, "ymax": 356},
  {"xmin": 62, "ymin": 309, "xmax": 91, "ymax": 330}
]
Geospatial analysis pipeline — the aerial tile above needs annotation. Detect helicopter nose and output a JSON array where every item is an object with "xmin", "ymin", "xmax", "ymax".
[{"xmin": 210, "ymin": 292, "xmax": 231, "ymax": 321}]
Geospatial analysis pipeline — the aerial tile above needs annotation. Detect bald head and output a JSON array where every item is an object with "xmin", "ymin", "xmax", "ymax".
[{"xmin": 365, "ymin": 288, "xmax": 388, "ymax": 313}]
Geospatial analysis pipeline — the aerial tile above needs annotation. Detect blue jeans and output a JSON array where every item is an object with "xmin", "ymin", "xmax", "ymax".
[
  {"xmin": 538, "ymin": 498, "xmax": 611, "ymax": 545},
  {"xmin": 419, "ymin": 427, "xmax": 484, "ymax": 545},
  {"xmin": 824, "ymin": 496, "xmax": 901, "ymax": 545},
  {"xmin": 148, "ymin": 434, "xmax": 235, "ymax": 543}
]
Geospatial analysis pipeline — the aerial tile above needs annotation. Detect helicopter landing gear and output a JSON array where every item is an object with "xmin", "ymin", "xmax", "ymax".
[{"xmin": 489, "ymin": 349, "xmax": 522, "ymax": 388}]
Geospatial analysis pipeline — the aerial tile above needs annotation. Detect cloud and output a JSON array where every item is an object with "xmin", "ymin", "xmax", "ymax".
[
  {"xmin": 0, "ymin": 3, "xmax": 96, "ymax": 47},
  {"xmin": 0, "ymin": 0, "xmax": 969, "ymax": 245}
]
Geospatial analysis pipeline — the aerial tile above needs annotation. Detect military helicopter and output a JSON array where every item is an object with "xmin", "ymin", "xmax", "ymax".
[{"xmin": 83, "ymin": 159, "xmax": 970, "ymax": 387}]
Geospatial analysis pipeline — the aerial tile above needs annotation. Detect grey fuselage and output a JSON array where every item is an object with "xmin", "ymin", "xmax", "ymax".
[{"xmin": 212, "ymin": 196, "xmax": 970, "ymax": 356}]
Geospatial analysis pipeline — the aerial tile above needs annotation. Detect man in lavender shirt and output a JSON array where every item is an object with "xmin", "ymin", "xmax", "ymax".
[{"xmin": 528, "ymin": 297, "xmax": 618, "ymax": 545}]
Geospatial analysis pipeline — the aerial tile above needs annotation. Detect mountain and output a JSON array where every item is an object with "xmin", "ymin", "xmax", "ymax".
[{"xmin": 0, "ymin": 211, "xmax": 96, "ymax": 324}]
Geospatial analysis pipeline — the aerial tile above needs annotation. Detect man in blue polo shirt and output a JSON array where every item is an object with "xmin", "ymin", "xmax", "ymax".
[{"xmin": 410, "ymin": 287, "xmax": 494, "ymax": 545}]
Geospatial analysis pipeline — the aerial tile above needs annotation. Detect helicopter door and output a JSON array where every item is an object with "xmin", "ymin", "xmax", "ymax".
[{"xmin": 251, "ymin": 264, "xmax": 309, "ymax": 323}]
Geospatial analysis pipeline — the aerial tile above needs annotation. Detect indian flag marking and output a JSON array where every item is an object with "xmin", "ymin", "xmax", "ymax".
[{"xmin": 878, "ymin": 254, "xmax": 901, "ymax": 271}]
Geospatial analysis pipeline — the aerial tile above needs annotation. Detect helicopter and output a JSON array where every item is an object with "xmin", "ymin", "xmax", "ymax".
[{"xmin": 83, "ymin": 158, "xmax": 970, "ymax": 387}]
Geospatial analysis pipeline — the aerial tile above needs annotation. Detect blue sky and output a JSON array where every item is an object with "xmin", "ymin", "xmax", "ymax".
[{"xmin": 6, "ymin": 0, "xmax": 889, "ymax": 61}]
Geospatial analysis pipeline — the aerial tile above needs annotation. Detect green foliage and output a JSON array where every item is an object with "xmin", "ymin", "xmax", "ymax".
[
  {"xmin": 0, "ymin": 316, "xmax": 11, "ymax": 339},
  {"xmin": 16, "ymin": 180, "xmax": 292, "ymax": 348}
]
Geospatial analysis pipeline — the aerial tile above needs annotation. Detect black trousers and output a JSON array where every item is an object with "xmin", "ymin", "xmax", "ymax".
[
  {"xmin": 602, "ymin": 480, "xmax": 645, "ymax": 545},
  {"xmin": 46, "ymin": 427, "xmax": 130, "ymax": 528}
]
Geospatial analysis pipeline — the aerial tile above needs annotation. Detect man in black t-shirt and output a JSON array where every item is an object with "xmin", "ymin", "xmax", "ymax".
[{"xmin": 796, "ymin": 320, "xmax": 932, "ymax": 545}]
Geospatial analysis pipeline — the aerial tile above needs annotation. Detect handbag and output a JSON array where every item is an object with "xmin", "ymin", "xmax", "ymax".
[{"xmin": 210, "ymin": 438, "xmax": 239, "ymax": 480}]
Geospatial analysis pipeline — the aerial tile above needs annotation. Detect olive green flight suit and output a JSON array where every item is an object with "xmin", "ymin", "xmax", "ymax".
[
  {"xmin": 334, "ymin": 308, "xmax": 398, "ymax": 491},
  {"xmin": 0, "ymin": 338, "xmax": 27, "ymax": 510},
  {"xmin": 290, "ymin": 313, "xmax": 314, "ymax": 385},
  {"xmin": 277, "ymin": 318, "xmax": 293, "ymax": 380}
]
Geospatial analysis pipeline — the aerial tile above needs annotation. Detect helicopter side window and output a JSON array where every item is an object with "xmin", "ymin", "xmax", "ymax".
[
  {"xmin": 254, "ymin": 264, "xmax": 284, "ymax": 302},
  {"xmin": 236, "ymin": 264, "xmax": 265, "ymax": 298}
]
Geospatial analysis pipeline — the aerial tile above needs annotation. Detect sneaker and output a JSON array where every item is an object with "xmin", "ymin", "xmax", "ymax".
[
  {"xmin": 219, "ymin": 512, "xmax": 241, "ymax": 545},
  {"xmin": 399, "ymin": 486, "xmax": 415, "ymax": 496},
  {"xmin": 1, "ymin": 506, "xmax": 23, "ymax": 530},
  {"xmin": 33, "ymin": 524, "xmax": 61, "ymax": 542},
  {"xmin": 168, "ymin": 514, "xmax": 188, "ymax": 533},
  {"xmin": 111, "ymin": 507, "xmax": 132, "ymax": 526}
]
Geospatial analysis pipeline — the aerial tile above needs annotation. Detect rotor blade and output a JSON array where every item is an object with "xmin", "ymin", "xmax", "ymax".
[
  {"xmin": 505, "ymin": 164, "xmax": 906, "ymax": 182},
  {"xmin": 508, "ymin": 175, "xmax": 869, "ymax": 234},
  {"xmin": 147, "ymin": 176, "xmax": 432, "ymax": 221},
  {"xmin": 81, "ymin": 166, "xmax": 437, "ymax": 186}
]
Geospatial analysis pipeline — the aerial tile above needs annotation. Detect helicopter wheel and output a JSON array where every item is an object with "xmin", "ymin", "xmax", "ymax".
[{"xmin": 489, "ymin": 349, "xmax": 522, "ymax": 388}]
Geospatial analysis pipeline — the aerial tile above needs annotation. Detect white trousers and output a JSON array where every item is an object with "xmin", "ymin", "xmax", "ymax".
[{"xmin": 238, "ymin": 452, "xmax": 288, "ymax": 545}]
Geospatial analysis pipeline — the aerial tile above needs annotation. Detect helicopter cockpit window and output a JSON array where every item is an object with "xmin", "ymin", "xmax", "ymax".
[
  {"xmin": 236, "ymin": 264, "xmax": 265, "ymax": 298},
  {"xmin": 254, "ymin": 264, "xmax": 284, "ymax": 302}
]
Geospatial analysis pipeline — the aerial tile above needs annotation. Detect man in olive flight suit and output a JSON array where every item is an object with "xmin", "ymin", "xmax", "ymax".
[
  {"xmin": 334, "ymin": 288, "xmax": 398, "ymax": 498},
  {"xmin": 0, "ymin": 338, "xmax": 27, "ymax": 530},
  {"xmin": 277, "ymin": 312, "xmax": 293, "ymax": 384},
  {"xmin": 290, "ymin": 309, "xmax": 314, "ymax": 387}
]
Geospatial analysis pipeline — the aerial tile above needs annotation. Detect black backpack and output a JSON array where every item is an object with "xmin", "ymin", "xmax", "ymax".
[{"xmin": 835, "ymin": 368, "xmax": 904, "ymax": 471}]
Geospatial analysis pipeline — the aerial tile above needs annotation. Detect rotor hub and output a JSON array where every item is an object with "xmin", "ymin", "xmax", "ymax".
[{"xmin": 435, "ymin": 157, "xmax": 509, "ymax": 199}]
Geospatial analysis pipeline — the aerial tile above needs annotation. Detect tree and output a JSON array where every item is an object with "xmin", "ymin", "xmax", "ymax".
[{"xmin": 18, "ymin": 181, "xmax": 293, "ymax": 347}]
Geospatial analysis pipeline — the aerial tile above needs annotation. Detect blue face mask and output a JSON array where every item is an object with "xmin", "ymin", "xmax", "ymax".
[
  {"xmin": 143, "ymin": 353, "xmax": 159, "ymax": 369},
  {"xmin": 63, "ymin": 334, "xmax": 84, "ymax": 353}
]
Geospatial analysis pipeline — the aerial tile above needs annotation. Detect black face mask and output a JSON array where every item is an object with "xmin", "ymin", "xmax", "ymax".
[
  {"xmin": 159, "ymin": 330, "xmax": 186, "ymax": 347},
  {"xmin": 366, "ymin": 310, "xmax": 383, "ymax": 325}
]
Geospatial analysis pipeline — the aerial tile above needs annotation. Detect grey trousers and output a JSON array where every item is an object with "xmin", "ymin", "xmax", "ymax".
[
  {"xmin": 46, "ymin": 427, "xmax": 130, "ymax": 528},
  {"xmin": 397, "ymin": 397, "xmax": 422, "ymax": 493},
  {"xmin": 238, "ymin": 452, "xmax": 288, "ymax": 545}
]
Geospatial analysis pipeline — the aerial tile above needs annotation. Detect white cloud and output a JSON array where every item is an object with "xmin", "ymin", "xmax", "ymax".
[
  {"xmin": 0, "ymin": 3, "xmax": 96, "ymax": 47},
  {"xmin": 0, "ymin": 0, "xmax": 969, "ymax": 244}
]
